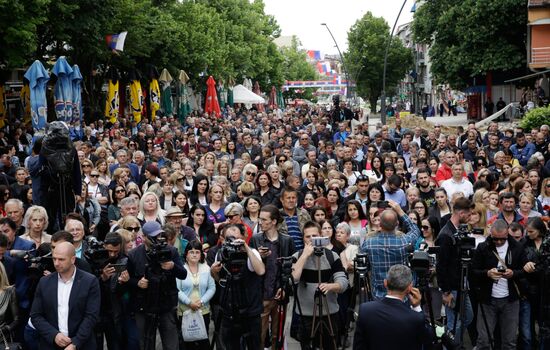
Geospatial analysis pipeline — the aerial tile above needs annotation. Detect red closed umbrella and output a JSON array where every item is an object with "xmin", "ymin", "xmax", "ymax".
[
  {"xmin": 268, "ymin": 86, "xmax": 277, "ymax": 109},
  {"xmin": 204, "ymin": 76, "xmax": 221, "ymax": 118},
  {"xmin": 253, "ymin": 81, "xmax": 265, "ymax": 112}
]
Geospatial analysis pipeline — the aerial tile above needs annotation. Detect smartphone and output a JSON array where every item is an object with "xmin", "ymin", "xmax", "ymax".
[
  {"xmin": 377, "ymin": 201, "xmax": 389, "ymax": 209},
  {"xmin": 311, "ymin": 236, "xmax": 330, "ymax": 248},
  {"xmin": 497, "ymin": 265, "xmax": 506, "ymax": 273},
  {"xmin": 109, "ymin": 263, "xmax": 127, "ymax": 273}
]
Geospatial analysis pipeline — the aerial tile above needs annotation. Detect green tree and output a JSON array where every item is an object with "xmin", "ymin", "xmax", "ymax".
[
  {"xmin": 412, "ymin": 0, "xmax": 527, "ymax": 88},
  {"xmin": 279, "ymin": 36, "xmax": 318, "ymax": 100},
  {"xmin": 346, "ymin": 12, "xmax": 413, "ymax": 112}
]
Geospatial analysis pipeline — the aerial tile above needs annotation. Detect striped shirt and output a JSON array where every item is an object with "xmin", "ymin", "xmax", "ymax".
[{"xmin": 285, "ymin": 215, "xmax": 303, "ymax": 250}]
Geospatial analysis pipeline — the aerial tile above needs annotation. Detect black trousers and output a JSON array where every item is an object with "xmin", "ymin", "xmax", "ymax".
[
  {"xmin": 219, "ymin": 314, "xmax": 261, "ymax": 350},
  {"xmin": 299, "ymin": 313, "xmax": 339, "ymax": 350}
]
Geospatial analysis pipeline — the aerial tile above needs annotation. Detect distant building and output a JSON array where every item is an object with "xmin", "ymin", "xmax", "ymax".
[{"xmin": 527, "ymin": 0, "xmax": 550, "ymax": 70}]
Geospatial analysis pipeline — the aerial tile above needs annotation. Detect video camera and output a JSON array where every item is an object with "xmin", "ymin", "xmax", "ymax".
[
  {"xmin": 147, "ymin": 236, "xmax": 172, "ymax": 264},
  {"xmin": 219, "ymin": 237, "xmax": 248, "ymax": 278},
  {"xmin": 354, "ymin": 253, "xmax": 370, "ymax": 277},
  {"xmin": 454, "ymin": 224, "xmax": 476, "ymax": 259},
  {"xmin": 84, "ymin": 236, "xmax": 110, "ymax": 273}
]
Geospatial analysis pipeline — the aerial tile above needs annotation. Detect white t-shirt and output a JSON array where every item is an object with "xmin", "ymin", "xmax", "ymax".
[{"xmin": 491, "ymin": 241, "xmax": 509, "ymax": 298}]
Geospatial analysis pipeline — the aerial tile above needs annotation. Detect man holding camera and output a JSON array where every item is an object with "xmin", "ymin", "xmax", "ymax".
[
  {"xmin": 127, "ymin": 221, "xmax": 186, "ymax": 350},
  {"xmin": 250, "ymin": 204, "xmax": 296, "ymax": 349},
  {"xmin": 291, "ymin": 221, "xmax": 348, "ymax": 350},
  {"xmin": 435, "ymin": 197, "xmax": 475, "ymax": 345},
  {"xmin": 353, "ymin": 264, "xmax": 433, "ymax": 350},
  {"xmin": 472, "ymin": 219, "xmax": 525, "ymax": 349},
  {"xmin": 212, "ymin": 223, "xmax": 265, "ymax": 350},
  {"xmin": 361, "ymin": 200, "xmax": 421, "ymax": 299},
  {"xmin": 98, "ymin": 232, "xmax": 130, "ymax": 350}
]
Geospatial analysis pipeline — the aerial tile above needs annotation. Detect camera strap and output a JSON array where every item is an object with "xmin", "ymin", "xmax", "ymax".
[{"xmin": 491, "ymin": 250, "xmax": 521, "ymax": 298}]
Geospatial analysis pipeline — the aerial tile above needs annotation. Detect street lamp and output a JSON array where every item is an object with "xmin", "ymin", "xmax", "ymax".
[
  {"xmin": 380, "ymin": 0, "xmax": 409, "ymax": 124},
  {"xmin": 321, "ymin": 23, "xmax": 351, "ymax": 100}
]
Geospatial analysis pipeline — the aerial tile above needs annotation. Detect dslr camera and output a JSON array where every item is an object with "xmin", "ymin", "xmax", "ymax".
[
  {"xmin": 219, "ymin": 236, "xmax": 248, "ymax": 278},
  {"xmin": 84, "ymin": 236, "xmax": 110, "ymax": 274},
  {"xmin": 147, "ymin": 235, "xmax": 172, "ymax": 264}
]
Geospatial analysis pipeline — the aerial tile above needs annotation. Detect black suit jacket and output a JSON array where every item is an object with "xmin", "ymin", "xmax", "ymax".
[
  {"xmin": 30, "ymin": 268, "xmax": 100, "ymax": 350},
  {"xmin": 353, "ymin": 297, "xmax": 433, "ymax": 350}
]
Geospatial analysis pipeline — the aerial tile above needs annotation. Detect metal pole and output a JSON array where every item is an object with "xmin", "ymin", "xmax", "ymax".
[
  {"xmin": 321, "ymin": 23, "xmax": 351, "ymax": 100},
  {"xmin": 381, "ymin": 0, "xmax": 408, "ymax": 124}
]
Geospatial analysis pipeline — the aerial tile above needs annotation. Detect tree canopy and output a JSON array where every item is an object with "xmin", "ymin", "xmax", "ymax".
[
  {"xmin": 412, "ymin": 0, "xmax": 528, "ymax": 88},
  {"xmin": 346, "ymin": 12, "xmax": 413, "ymax": 112}
]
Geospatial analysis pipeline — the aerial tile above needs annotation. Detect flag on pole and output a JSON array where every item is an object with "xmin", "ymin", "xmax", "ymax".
[
  {"xmin": 106, "ymin": 31, "xmax": 128, "ymax": 52},
  {"xmin": 130, "ymin": 80, "xmax": 143, "ymax": 124},
  {"xmin": 149, "ymin": 78, "xmax": 160, "ymax": 121},
  {"xmin": 105, "ymin": 80, "xmax": 119, "ymax": 123}
]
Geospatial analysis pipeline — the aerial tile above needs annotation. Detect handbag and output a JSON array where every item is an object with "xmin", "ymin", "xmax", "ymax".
[
  {"xmin": 181, "ymin": 310, "xmax": 208, "ymax": 342},
  {"xmin": 0, "ymin": 328, "xmax": 22, "ymax": 350}
]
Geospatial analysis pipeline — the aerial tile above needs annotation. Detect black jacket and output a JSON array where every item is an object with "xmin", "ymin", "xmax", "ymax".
[
  {"xmin": 471, "ymin": 236, "xmax": 526, "ymax": 303},
  {"xmin": 435, "ymin": 221, "xmax": 461, "ymax": 293},
  {"xmin": 127, "ymin": 244, "xmax": 187, "ymax": 313},
  {"xmin": 249, "ymin": 231, "xmax": 297, "ymax": 260}
]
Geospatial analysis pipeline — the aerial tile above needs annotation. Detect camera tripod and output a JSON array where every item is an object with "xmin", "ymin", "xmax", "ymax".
[
  {"xmin": 308, "ymin": 249, "xmax": 337, "ymax": 350},
  {"xmin": 341, "ymin": 259, "xmax": 372, "ymax": 348},
  {"xmin": 274, "ymin": 258, "xmax": 294, "ymax": 350}
]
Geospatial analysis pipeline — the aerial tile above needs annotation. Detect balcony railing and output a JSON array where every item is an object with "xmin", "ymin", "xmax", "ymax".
[{"xmin": 531, "ymin": 47, "xmax": 550, "ymax": 65}]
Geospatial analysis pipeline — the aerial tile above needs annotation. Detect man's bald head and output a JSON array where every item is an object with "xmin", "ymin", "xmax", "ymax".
[
  {"xmin": 379, "ymin": 210, "xmax": 398, "ymax": 232},
  {"xmin": 54, "ymin": 241, "xmax": 76, "ymax": 257},
  {"xmin": 53, "ymin": 241, "xmax": 76, "ymax": 275}
]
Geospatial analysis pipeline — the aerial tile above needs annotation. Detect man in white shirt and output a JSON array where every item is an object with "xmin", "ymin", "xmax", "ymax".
[
  {"xmin": 441, "ymin": 163, "xmax": 473, "ymax": 199},
  {"xmin": 30, "ymin": 242, "xmax": 100, "ymax": 350}
]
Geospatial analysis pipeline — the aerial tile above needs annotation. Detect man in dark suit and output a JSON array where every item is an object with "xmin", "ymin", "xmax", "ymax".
[
  {"xmin": 353, "ymin": 264, "xmax": 433, "ymax": 350},
  {"xmin": 30, "ymin": 242, "xmax": 100, "ymax": 350}
]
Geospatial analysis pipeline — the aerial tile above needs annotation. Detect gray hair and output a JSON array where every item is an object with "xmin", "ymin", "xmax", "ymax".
[
  {"xmin": 5, "ymin": 198, "xmax": 24, "ymax": 210},
  {"xmin": 336, "ymin": 222, "xmax": 351, "ymax": 236},
  {"xmin": 133, "ymin": 150, "xmax": 144, "ymax": 160},
  {"xmin": 386, "ymin": 264, "xmax": 413, "ymax": 292},
  {"xmin": 490, "ymin": 219, "xmax": 509, "ymax": 234},
  {"xmin": 224, "ymin": 202, "xmax": 244, "ymax": 217},
  {"xmin": 327, "ymin": 159, "xmax": 337, "ymax": 167},
  {"xmin": 115, "ymin": 149, "xmax": 127, "ymax": 158},
  {"xmin": 120, "ymin": 197, "xmax": 138, "ymax": 208}
]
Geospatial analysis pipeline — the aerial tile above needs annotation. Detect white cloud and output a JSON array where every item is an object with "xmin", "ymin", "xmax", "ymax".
[{"xmin": 263, "ymin": 0, "xmax": 414, "ymax": 57}]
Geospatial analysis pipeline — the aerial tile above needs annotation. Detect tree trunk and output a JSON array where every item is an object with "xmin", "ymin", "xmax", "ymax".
[{"xmin": 369, "ymin": 96, "xmax": 378, "ymax": 114}]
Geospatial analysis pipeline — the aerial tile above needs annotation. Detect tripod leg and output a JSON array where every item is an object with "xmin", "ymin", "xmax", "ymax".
[{"xmin": 320, "ymin": 295, "xmax": 337, "ymax": 350}]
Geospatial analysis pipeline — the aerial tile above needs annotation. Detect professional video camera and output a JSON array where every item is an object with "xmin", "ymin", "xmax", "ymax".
[
  {"xmin": 219, "ymin": 237, "xmax": 248, "ymax": 278},
  {"xmin": 84, "ymin": 236, "xmax": 110, "ymax": 273},
  {"xmin": 147, "ymin": 236, "xmax": 172, "ymax": 264},
  {"xmin": 453, "ymin": 224, "xmax": 476, "ymax": 258},
  {"xmin": 353, "ymin": 253, "xmax": 370, "ymax": 277}
]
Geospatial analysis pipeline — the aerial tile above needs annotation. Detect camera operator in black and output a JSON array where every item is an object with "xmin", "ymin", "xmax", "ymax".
[
  {"xmin": 435, "ymin": 197, "xmax": 475, "ymax": 343},
  {"xmin": 127, "ymin": 221, "xmax": 186, "ymax": 350},
  {"xmin": 212, "ymin": 223, "xmax": 265, "ymax": 350},
  {"xmin": 249, "ymin": 204, "xmax": 297, "ymax": 349},
  {"xmin": 98, "ymin": 232, "xmax": 129, "ymax": 350},
  {"xmin": 471, "ymin": 219, "xmax": 526, "ymax": 349}
]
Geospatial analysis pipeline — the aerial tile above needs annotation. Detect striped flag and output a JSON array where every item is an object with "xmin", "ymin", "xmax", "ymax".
[{"xmin": 106, "ymin": 31, "xmax": 128, "ymax": 51}]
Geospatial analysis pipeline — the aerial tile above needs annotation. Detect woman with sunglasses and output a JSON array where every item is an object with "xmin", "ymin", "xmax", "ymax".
[
  {"xmin": 241, "ymin": 164, "xmax": 258, "ymax": 184},
  {"xmin": 120, "ymin": 216, "xmax": 144, "ymax": 246},
  {"xmin": 415, "ymin": 216, "xmax": 440, "ymax": 249},
  {"xmin": 108, "ymin": 186, "xmax": 127, "ymax": 225},
  {"xmin": 80, "ymin": 159, "xmax": 94, "ymax": 182}
]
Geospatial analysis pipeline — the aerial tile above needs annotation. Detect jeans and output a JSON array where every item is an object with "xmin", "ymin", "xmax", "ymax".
[
  {"xmin": 518, "ymin": 299, "xmax": 532, "ymax": 350},
  {"xmin": 135, "ymin": 310, "xmax": 179, "ymax": 350},
  {"xmin": 445, "ymin": 291, "xmax": 473, "ymax": 345},
  {"xmin": 476, "ymin": 297, "xmax": 519, "ymax": 350},
  {"xmin": 220, "ymin": 314, "xmax": 261, "ymax": 350}
]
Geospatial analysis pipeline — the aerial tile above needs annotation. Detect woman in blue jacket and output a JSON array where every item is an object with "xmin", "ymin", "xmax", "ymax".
[{"xmin": 176, "ymin": 239, "xmax": 216, "ymax": 349}]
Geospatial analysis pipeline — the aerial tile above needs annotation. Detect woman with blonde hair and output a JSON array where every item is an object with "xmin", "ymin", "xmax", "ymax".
[
  {"xmin": 0, "ymin": 260, "xmax": 19, "ymax": 337},
  {"xmin": 118, "ymin": 215, "xmax": 144, "ymax": 246},
  {"xmin": 205, "ymin": 183, "xmax": 227, "ymax": 227},
  {"xmin": 518, "ymin": 192, "xmax": 542, "ymax": 219},
  {"xmin": 95, "ymin": 158, "xmax": 111, "ymax": 186},
  {"xmin": 538, "ymin": 177, "xmax": 550, "ymax": 212},
  {"xmin": 468, "ymin": 203, "xmax": 488, "ymax": 244},
  {"xmin": 137, "ymin": 192, "xmax": 166, "ymax": 225},
  {"xmin": 94, "ymin": 146, "xmax": 110, "ymax": 161},
  {"xmin": 21, "ymin": 205, "xmax": 51, "ymax": 247}
]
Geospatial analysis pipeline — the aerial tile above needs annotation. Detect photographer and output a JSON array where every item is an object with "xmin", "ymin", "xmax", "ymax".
[
  {"xmin": 472, "ymin": 219, "xmax": 526, "ymax": 349},
  {"xmin": 291, "ymin": 221, "xmax": 348, "ymax": 350},
  {"xmin": 249, "ymin": 204, "xmax": 297, "ymax": 349},
  {"xmin": 127, "ymin": 221, "xmax": 186, "ymax": 350},
  {"xmin": 212, "ymin": 223, "xmax": 265, "ymax": 350},
  {"xmin": 435, "ymin": 197, "xmax": 475, "ymax": 344},
  {"xmin": 361, "ymin": 200, "xmax": 421, "ymax": 299},
  {"xmin": 98, "ymin": 232, "xmax": 130, "ymax": 350}
]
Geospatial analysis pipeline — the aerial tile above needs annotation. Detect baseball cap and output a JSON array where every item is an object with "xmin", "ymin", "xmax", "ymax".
[{"xmin": 142, "ymin": 221, "xmax": 164, "ymax": 238}]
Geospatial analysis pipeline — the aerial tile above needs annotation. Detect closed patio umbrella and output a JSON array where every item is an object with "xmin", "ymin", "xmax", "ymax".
[
  {"xmin": 52, "ymin": 56, "xmax": 73, "ymax": 122},
  {"xmin": 204, "ymin": 76, "xmax": 221, "ymax": 118},
  {"xmin": 24, "ymin": 60, "xmax": 50, "ymax": 131}
]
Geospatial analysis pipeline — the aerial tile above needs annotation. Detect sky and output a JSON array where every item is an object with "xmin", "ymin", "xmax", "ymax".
[{"xmin": 263, "ymin": 0, "xmax": 415, "ymax": 57}]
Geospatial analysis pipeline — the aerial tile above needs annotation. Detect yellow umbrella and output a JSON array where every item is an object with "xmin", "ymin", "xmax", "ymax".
[
  {"xmin": 105, "ymin": 80, "xmax": 119, "ymax": 124},
  {"xmin": 20, "ymin": 83, "xmax": 31, "ymax": 126}
]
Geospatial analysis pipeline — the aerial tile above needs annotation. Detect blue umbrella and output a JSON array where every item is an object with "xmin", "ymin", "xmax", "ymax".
[
  {"xmin": 52, "ymin": 56, "xmax": 74, "ymax": 122},
  {"xmin": 70, "ymin": 64, "xmax": 83, "ymax": 131},
  {"xmin": 24, "ymin": 60, "xmax": 50, "ymax": 132}
]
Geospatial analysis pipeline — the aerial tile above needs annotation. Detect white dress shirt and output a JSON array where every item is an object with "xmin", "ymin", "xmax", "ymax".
[
  {"xmin": 385, "ymin": 294, "xmax": 423, "ymax": 312},
  {"xmin": 57, "ymin": 267, "xmax": 77, "ymax": 336}
]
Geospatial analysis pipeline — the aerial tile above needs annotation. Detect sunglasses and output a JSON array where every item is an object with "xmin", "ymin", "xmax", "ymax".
[
  {"xmin": 246, "ymin": 172, "xmax": 256, "ymax": 177},
  {"xmin": 546, "ymin": 184, "xmax": 550, "ymax": 188},
  {"xmin": 177, "ymin": 177, "xmax": 185, "ymax": 181},
  {"xmin": 115, "ymin": 189, "xmax": 126, "ymax": 193},
  {"xmin": 129, "ymin": 143, "xmax": 136, "ymax": 147},
  {"xmin": 421, "ymin": 225, "xmax": 430, "ymax": 230},
  {"xmin": 82, "ymin": 164, "xmax": 92, "ymax": 168},
  {"xmin": 367, "ymin": 149, "xmax": 375, "ymax": 153},
  {"xmin": 227, "ymin": 214, "xmax": 238, "ymax": 219},
  {"xmin": 147, "ymin": 142, "xmax": 153, "ymax": 145},
  {"xmin": 278, "ymin": 159, "xmax": 287, "ymax": 163},
  {"xmin": 126, "ymin": 226, "xmax": 140, "ymax": 232},
  {"xmin": 90, "ymin": 174, "xmax": 99, "ymax": 178}
]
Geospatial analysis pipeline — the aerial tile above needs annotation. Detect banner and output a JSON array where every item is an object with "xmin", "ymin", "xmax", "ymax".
[
  {"xmin": 105, "ymin": 80, "xmax": 119, "ymax": 123},
  {"xmin": 130, "ymin": 80, "xmax": 143, "ymax": 123},
  {"xmin": 149, "ymin": 78, "xmax": 160, "ymax": 121}
]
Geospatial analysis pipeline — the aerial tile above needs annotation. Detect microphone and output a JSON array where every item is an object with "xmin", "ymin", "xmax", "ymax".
[{"xmin": 10, "ymin": 250, "xmax": 31, "ymax": 258}]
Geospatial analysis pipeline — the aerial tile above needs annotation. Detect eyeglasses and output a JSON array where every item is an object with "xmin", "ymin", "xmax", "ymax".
[
  {"xmin": 115, "ymin": 189, "xmax": 126, "ymax": 193},
  {"xmin": 126, "ymin": 226, "xmax": 140, "ymax": 232},
  {"xmin": 246, "ymin": 172, "xmax": 256, "ymax": 177},
  {"xmin": 90, "ymin": 174, "xmax": 99, "ymax": 178},
  {"xmin": 421, "ymin": 225, "xmax": 430, "ymax": 230}
]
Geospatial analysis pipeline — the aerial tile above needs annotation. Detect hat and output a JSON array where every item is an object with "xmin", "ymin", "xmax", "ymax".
[
  {"xmin": 165, "ymin": 207, "xmax": 185, "ymax": 217},
  {"xmin": 142, "ymin": 221, "xmax": 164, "ymax": 238},
  {"xmin": 146, "ymin": 164, "xmax": 159, "ymax": 177}
]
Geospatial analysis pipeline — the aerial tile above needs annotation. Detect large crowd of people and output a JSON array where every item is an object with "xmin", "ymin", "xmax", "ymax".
[{"xmin": 0, "ymin": 101, "xmax": 548, "ymax": 350}]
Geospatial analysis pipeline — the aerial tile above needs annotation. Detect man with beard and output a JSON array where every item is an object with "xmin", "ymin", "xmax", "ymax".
[{"xmin": 416, "ymin": 168, "xmax": 435, "ymax": 208}]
